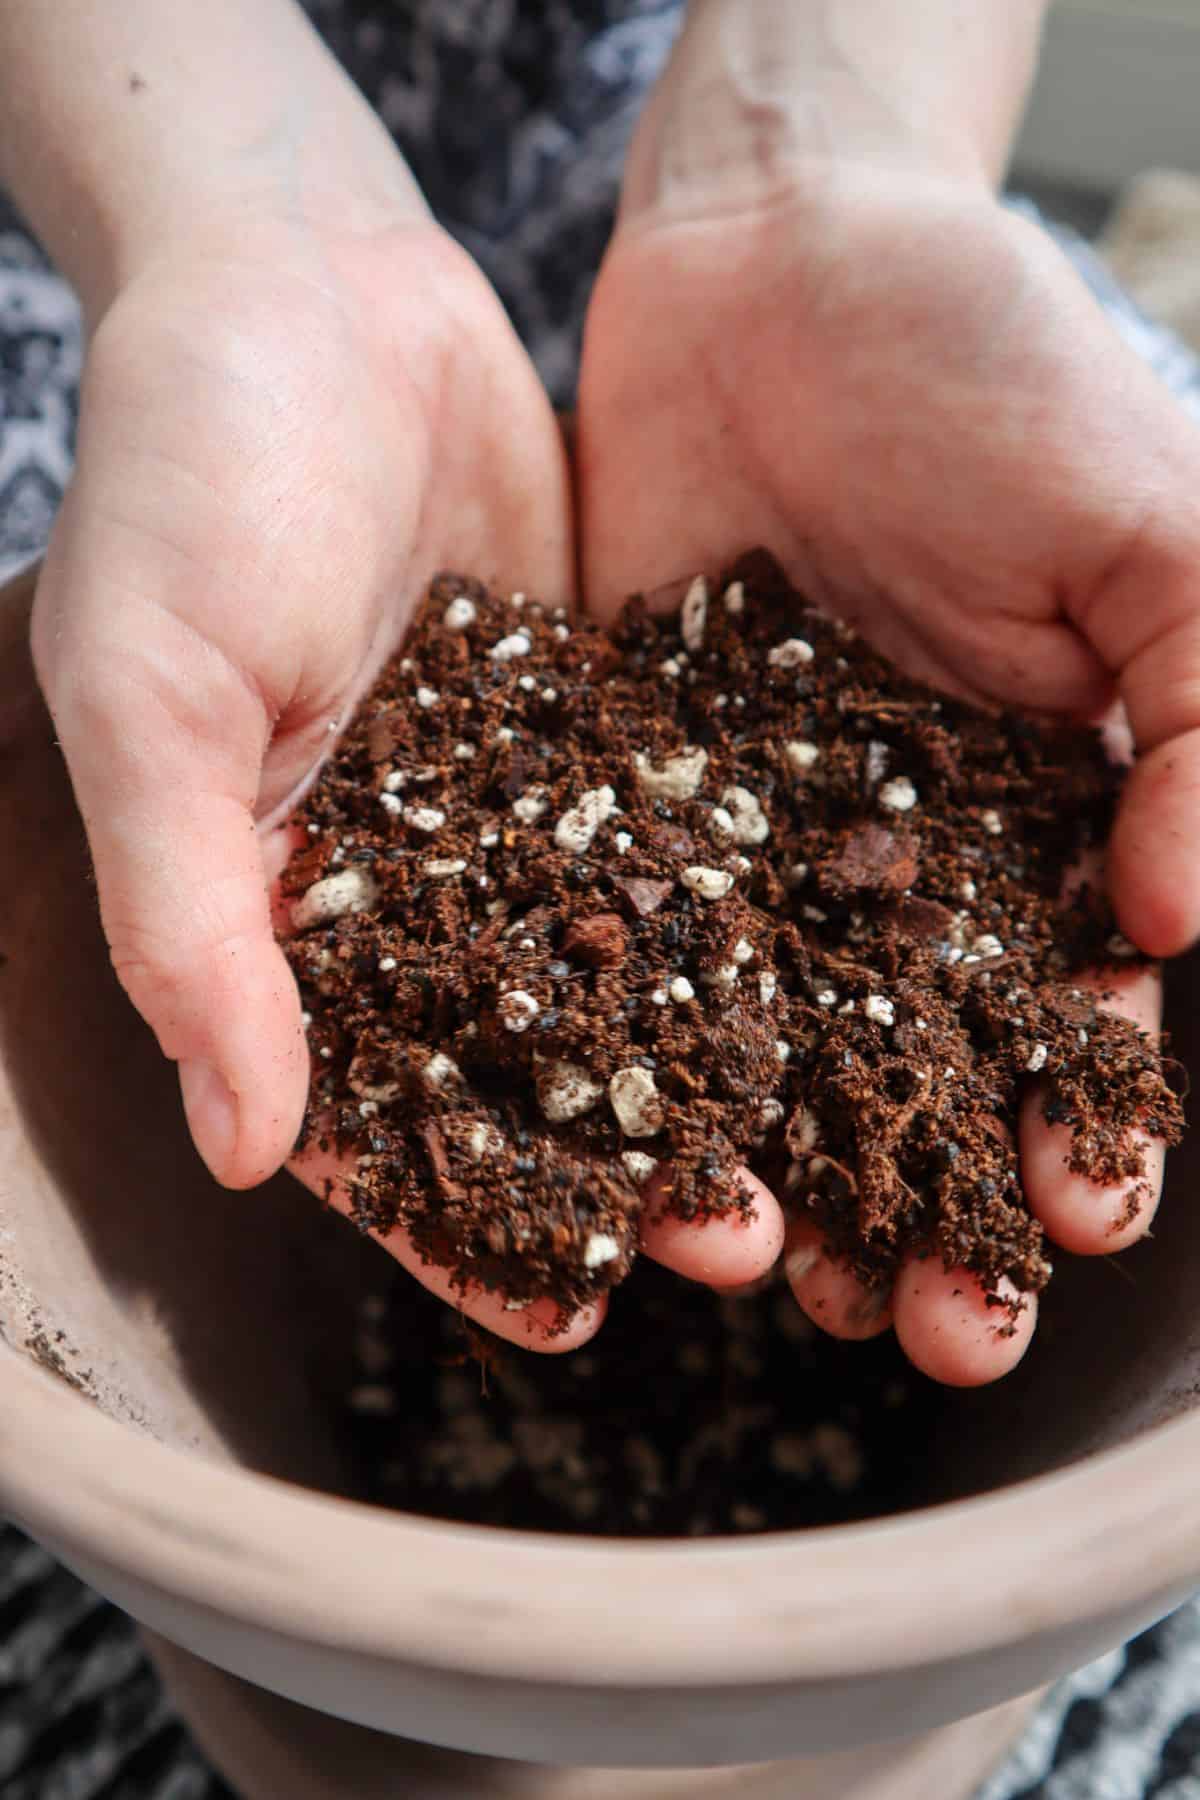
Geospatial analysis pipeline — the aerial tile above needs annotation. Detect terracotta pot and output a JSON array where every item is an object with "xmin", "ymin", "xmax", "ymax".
[{"xmin": 0, "ymin": 558, "xmax": 1196, "ymax": 1789}]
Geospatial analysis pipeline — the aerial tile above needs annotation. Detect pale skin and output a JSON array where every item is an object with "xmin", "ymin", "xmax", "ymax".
[{"xmin": 0, "ymin": 0, "xmax": 1187, "ymax": 1386}]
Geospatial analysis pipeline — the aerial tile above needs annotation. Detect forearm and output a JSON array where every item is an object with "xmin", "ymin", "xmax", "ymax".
[
  {"xmin": 623, "ymin": 0, "xmax": 1048, "ymax": 220},
  {"xmin": 0, "ymin": 0, "xmax": 421, "ymax": 318}
]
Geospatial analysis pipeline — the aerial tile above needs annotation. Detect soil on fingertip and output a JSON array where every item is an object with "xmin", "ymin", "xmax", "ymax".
[{"xmin": 282, "ymin": 551, "xmax": 1183, "ymax": 1325}]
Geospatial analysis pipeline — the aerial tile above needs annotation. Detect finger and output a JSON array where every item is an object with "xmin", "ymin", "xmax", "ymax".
[
  {"xmin": 1110, "ymin": 731, "xmax": 1200, "ymax": 956},
  {"xmin": 892, "ymin": 1260, "xmax": 1037, "ymax": 1387},
  {"xmin": 32, "ymin": 540, "xmax": 308, "ymax": 1189},
  {"xmin": 640, "ymin": 1165, "xmax": 785, "ymax": 1289},
  {"xmin": 1019, "ymin": 960, "xmax": 1165, "ymax": 1255},
  {"xmin": 1085, "ymin": 561, "xmax": 1200, "ymax": 954},
  {"xmin": 783, "ymin": 1218, "xmax": 893, "ymax": 1341},
  {"xmin": 291, "ymin": 1143, "xmax": 606, "ymax": 1353}
]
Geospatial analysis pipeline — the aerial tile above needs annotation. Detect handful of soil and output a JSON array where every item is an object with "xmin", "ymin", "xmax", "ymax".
[{"xmin": 283, "ymin": 553, "xmax": 1182, "ymax": 1319}]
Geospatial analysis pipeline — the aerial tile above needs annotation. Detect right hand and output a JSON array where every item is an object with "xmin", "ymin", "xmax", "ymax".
[{"xmin": 31, "ymin": 198, "xmax": 573, "ymax": 1197}]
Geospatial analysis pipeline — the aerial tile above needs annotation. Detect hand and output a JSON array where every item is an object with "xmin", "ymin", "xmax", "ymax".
[
  {"xmin": 577, "ymin": 153, "xmax": 1193, "ymax": 1382},
  {"xmin": 27, "ymin": 178, "xmax": 793, "ymax": 1358},
  {"xmin": 31, "ymin": 199, "xmax": 573, "ymax": 1196}
]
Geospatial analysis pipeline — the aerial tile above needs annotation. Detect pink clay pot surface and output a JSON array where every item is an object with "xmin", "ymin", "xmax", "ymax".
[{"xmin": 0, "ymin": 557, "xmax": 1197, "ymax": 1769}]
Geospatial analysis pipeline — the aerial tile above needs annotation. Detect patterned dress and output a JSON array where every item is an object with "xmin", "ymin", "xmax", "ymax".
[{"xmin": 2, "ymin": 5, "xmax": 1200, "ymax": 1794}]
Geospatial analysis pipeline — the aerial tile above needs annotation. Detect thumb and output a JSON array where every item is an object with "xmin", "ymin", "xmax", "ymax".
[
  {"xmin": 1079, "ymin": 524, "xmax": 1200, "ymax": 957},
  {"xmin": 32, "ymin": 542, "xmax": 309, "ymax": 1189}
]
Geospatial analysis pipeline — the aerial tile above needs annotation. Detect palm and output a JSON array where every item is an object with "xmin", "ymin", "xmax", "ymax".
[
  {"xmin": 41, "ymin": 218, "xmax": 571, "ymax": 828},
  {"xmin": 578, "ymin": 171, "xmax": 1194, "ymax": 720},
  {"xmin": 32, "ymin": 214, "xmax": 571, "ymax": 1191},
  {"xmin": 576, "ymin": 173, "xmax": 1185, "ymax": 1382}
]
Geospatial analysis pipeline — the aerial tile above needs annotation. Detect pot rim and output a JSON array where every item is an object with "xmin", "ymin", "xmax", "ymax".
[{"xmin": 0, "ymin": 1340, "xmax": 1195, "ymax": 1688}]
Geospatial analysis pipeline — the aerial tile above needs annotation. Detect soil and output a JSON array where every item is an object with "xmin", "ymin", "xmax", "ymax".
[
  {"xmin": 283, "ymin": 551, "xmax": 1183, "ymax": 1323},
  {"xmin": 343, "ymin": 1259, "xmax": 936, "ymax": 1536}
]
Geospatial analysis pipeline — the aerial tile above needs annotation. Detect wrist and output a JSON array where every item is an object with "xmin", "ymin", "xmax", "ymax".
[
  {"xmin": 619, "ymin": 0, "xmax": 1045, "ymax": 229},
  {"xmin": 85, "ymin": 133, "xmax": 418, "ymax": 328},
  {"xmin": 90, "ymin": 98, "xmax": 421, "ymax": 325},
  {"xmin": 0, "ymin": 0, "xmax": 424, "ymax": 324}
]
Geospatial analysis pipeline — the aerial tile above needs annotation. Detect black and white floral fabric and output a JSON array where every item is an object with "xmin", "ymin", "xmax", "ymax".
[{"xmin": 2, "ymin": 4, "xmax": 1200, "ymax": 1794}]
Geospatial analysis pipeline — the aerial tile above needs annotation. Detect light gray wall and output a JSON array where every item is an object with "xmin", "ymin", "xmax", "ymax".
[{"xmin": 1015, "ymin": 0, "xmax": 1200, "ymax": 189}]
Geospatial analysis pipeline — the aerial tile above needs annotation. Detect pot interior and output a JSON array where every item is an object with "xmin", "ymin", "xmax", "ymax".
[{"xmin": 1, "ymin": 568, "xmax": 1197, "ymax": 1526}]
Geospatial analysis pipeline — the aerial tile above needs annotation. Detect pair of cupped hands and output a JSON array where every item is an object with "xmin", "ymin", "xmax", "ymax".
[{"xmin": 30, "ymin": 77, "xmax": 1200, "ymax": 1389}]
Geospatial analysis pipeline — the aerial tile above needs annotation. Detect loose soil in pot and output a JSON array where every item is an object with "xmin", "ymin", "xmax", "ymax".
[{"xmin": 341, "ymin": 1260, "xmax": 933, "ymax": 1536}]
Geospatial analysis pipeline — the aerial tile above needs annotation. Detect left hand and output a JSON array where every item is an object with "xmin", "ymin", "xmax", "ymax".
[{"xmin": 575, "ymin": 108, "xmax": 1198, "ymax": 1384}]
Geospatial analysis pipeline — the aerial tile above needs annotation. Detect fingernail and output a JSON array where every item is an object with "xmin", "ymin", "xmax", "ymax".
[{"xmin": 179, "ymin": 1059, "xmax": 238, "ymax": 1174}]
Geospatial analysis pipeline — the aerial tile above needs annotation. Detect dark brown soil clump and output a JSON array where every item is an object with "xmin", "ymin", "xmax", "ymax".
[{"xmin": 283, "ymin": 553, "xmax": 1183, "ymax": 1319}]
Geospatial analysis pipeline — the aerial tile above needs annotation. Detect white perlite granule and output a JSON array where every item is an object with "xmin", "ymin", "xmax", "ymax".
[
  {"xmin": 405, "ymin": 805, "xmax": 446, "ymax": 832},
  {"xmin": 784, "ymin": 739, "xmax": 820, "ymax": 773},
  {"xmin": 512, "ymin": 790, "xmax": 548, "ymax": 823},
  {"xmin": 292, "ymin": 867, "xmax": 378, "ymax": 930},
  {"xmin": 422, "ymin": 1052, "xmax": 461, "ymax": 1092},
  {"xmin": 680, "ymin": 575, "xmax": 709, "ymax": 652},
  {"xmin": 768, "ymin": 637, "xmax": 814, "ymax": 669},
  {"xmin": 864, "ymin": 995, "xmax": 895, "ymax": 1026},
  {"xmin": 537, "ymin": 1060, "xmax": 603, "ymax": 1123},
  {"xmin": 583, "ymin": 1232, "xmax": 622, "ymax": 1271},
  {"xmin": 621, "ymin": 1150, "xmax": 658, "ymax": 1183},
  {"xmin": 609, "ymin": 1066, "xmax": 664, "ymax": 1136},
  {"xmin": 668, "ymin": 976, "xmax": 695, "ymax": 1003},
  {"xmin": 680, "ymin": 866, "xmax": 735, "ymax": 900},
  {"xmin": 719, "ymin": 785, "xmax": 770, "ymax": 845},
  {"xmin": 491, "ymin": 630, "xmax": 532, "ymax": 661},
  {"xmin": 864, "ymin": 740, "xmax": 890, "ymax": 785},
  {"xmin": 554, "ymin": 784, "xmax": 616, "ymax": 853},
  {"xmin": 702, "ymin": 963, "xmax": 739, "ymax": 992},
  {"xmin": 633, "ymin": 745, "xmax": 708, "ymax": 801},
  {"xmin": 878, "ymin": 776, "xmax": 918, "ymax": 813},
  {"xmin": 499, "ymin": 990, "xmax": 540, "ymax": 1032},
  {"xmin": 1025, "ymin": 1043, "xmax": 1048, "ymax": 1074},
  {"xmin": 442, "ymin": 596, "xmax": 477, "ymax": 631},
  {"xmin": 464, "ymin": 1121, "xmax": 504, "ymax": 1162}
]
